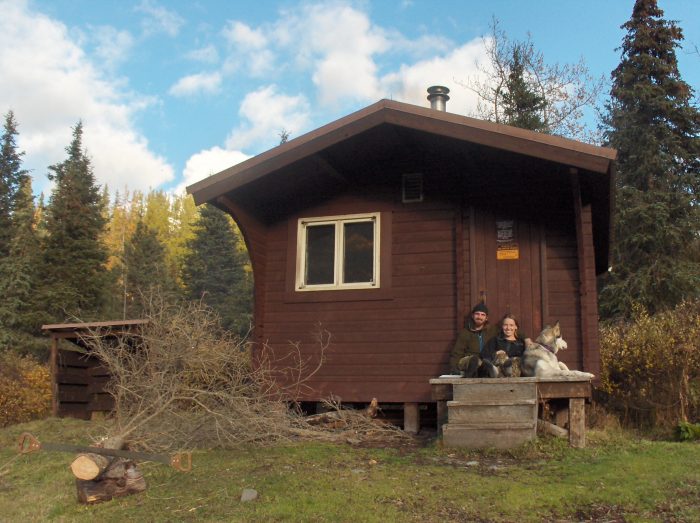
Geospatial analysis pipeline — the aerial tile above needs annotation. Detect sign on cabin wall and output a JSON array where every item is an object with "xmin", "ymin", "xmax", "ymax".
[{"xmin": 496, "ymin": 219, "xmax": 519, "ymax": 260}]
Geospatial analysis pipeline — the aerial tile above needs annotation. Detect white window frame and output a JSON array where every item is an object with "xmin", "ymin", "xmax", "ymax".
[{"xmin": 296, "ymin": 212, "xmax": 380, "ymax": 291}]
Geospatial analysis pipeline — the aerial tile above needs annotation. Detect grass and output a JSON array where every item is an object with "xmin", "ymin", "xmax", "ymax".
[{"xmin": 1, "ymin": 418, "xmax": 698, "ymax": 522}]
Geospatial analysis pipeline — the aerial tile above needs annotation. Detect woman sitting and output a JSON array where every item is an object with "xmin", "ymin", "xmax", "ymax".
[{"xmin": 481, "ymin": 314, "xmax": 526, "ymax": 377}]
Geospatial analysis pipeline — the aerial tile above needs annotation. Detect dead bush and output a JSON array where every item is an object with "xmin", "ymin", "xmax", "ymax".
[
  {"xmin": 0, "ymin": 351, "xmax": 51, "ymax": 427},
  {"xmin": 599, "ymin": 301, "xmax": 700, "ymax": 429},
  {"xmin": 82, "ymin": 298, "xmax": 408, "ymax": 451}
]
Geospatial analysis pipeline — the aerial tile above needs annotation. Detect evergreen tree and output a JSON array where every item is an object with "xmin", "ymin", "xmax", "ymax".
[
  {"xmin": 0, "ymin": 111, "xmax": 28, "ymax": 258},
  {"xmin": 123, "ymin": 219, "xmax": 175, "ymax": 317},
  {"xmin": 464, "ymin": 18, "xmax": 603, "ymax": 140},
  {"xmin": 0, "ymin": 113, "xmax": 39, "ymax": 351},
  {"xmin": 500, "ymin": 45, "xmax": 547, "ymax": 132},
  {"xmin": 41, "ymin": 122, "xmax": 110, "ymax": 321},
  {"xmin": 599, "ymin": 0, "xmax": 700, "ymax": 317},
  {"xmin": 0, "ymin": 176, "xmax": 42, "ymax": 351},
  {"xmin": 182, "ymin": 204, "xmax": 252, "ymax": 336}
]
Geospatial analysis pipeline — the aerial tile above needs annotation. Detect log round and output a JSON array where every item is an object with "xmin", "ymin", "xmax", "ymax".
[{"xmin": 71, "ymin": 453, "xmax": 112, "ymax": 481}]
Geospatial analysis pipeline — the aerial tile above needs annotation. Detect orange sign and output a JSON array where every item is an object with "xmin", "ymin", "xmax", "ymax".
[{"xmin": 496, "ymin": 220, "xmax": 519, "ymax": 260}]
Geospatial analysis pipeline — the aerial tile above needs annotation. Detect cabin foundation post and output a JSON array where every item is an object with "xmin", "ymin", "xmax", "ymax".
[
  {"xmin": 436, "ymin": 400, "xmax": 448, "ymax": 436},
  {"xmin": 569, "ymin": 398, "xmax": 586, "ymax": 448},
  {"xmin": 554, "ymin": 406, "xmax": 569, "ymax": 428},
  {"xmin": 403, "ymin": 402, "xmax": 420, "ymax": 434}
]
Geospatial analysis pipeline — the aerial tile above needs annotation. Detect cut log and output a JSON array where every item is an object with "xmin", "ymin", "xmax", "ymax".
[
  {"xmin": 537, "ymin": 419, "xmax": 569, "ymax": 438},
  {"xmin": 76, "ymin": 460, "xmax": 146, "ymax": 504},
  {"xmin": 70, "ymin": 436, "xmax": 125, "ymax": 480},
  {"xmin": 71, "ymin": 453, "xmax": 112, "ymax": 480}
]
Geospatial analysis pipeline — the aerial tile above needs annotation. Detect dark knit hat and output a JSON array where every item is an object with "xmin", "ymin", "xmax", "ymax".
[{"xmin": 471, "ymin": 302, "xmax": 489, "ymax": 315}]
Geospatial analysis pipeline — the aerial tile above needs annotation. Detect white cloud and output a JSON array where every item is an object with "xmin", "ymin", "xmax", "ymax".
[
  {"xmin": 169, "ymin": 72, "xmax": 222, "ymax": 97},
  {"xmin": 222, "ymin": 21, "xmax": 267, "ymax": 50},
  {"xmin": 379, "ymin": 39, "xmax": 490, "ymax": 115},
  {"xmin": 186, "ymin": 44, "xmax": 219, "ymax": 64},
  {"xmin": 0, "ymin": 0, "xmax": 174, "ymax": 193},
  {"xmin": 178, "ymin": 146, "xmax": 251, "ymax": 194},
  {"xmin": 221, "ymin": 21, "xmax": 274, "ymax": 77},
  {"xmin": 135, "ymin": 0, "xmax": 184, "ymax": 37},
  {"xmin": 225, "ymin": 85, "xmax": 310, "ymax": 151},
  {"xmin": 92, "ymin": 25, "xmax": 135, "ymax": 70},
  {"xmin": 273, "ymin": 3, "xmax": 389, "ymax": 105}
]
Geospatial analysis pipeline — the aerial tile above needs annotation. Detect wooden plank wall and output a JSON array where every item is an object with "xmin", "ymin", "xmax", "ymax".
[
  {"xmin": 261, "ymin": 198, "xmax": 457, "ymax": 403},
  {"xmin": 545, "ymin": 220, "xmax": 584, "ymax": 371},
  {"xmin": 55, "ymin": 349, "xmax": 114, "ymax": 419},
  {"xmin": 55, "ymin": 350, "xmax": 93, "ymax": 419}
]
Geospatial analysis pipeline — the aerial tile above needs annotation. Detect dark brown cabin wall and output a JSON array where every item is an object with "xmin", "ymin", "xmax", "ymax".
[
  {"xmin": 545, "ymin": 222, "xmax": 584, "ymax": 371},
  {"xmin": 259, "ymin": 196, "xmax": 458, "ymax": 403}
]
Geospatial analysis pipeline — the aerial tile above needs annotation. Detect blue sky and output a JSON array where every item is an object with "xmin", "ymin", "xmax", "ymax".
[{"xmin": 1, "ymin": 0, "xmax": 698, "ymax": 197}]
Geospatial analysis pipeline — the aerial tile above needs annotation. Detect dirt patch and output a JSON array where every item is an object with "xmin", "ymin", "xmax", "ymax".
[{"xmin": 570, "ymin": 503, "xmax": 629, "ymax": 522}]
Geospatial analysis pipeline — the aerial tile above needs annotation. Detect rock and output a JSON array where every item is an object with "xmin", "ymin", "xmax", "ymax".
[
  {"xmin": 465, "ymin": 461, "xmax": 479, "ymax": 467},
  {"xmin": 240, "ymin": 489, "xmax": 258, "ymax": 502}
]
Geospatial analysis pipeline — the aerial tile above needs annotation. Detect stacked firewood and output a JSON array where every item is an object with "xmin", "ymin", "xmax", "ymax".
[{"xmin": 69, "ymin": 437, "xmax": 146, "ymax": 504}]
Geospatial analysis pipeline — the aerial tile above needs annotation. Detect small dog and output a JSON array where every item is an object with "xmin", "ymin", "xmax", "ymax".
[
  {"xmin": 493, "ymin": 350, "xmax": 521, "ymax": 378},
  {"xmin": 520, "ymin": 322, "xmax": 594, "ymax": 379}
]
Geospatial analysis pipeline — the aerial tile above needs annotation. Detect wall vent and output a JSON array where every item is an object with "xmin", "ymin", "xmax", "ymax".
[{"xmin": 402, "ymin": 173, "xmax": 424, "ymax": 203}]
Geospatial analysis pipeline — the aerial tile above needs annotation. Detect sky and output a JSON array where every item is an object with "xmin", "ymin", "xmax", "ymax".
[{"xmin": 1, "ymin": 0, "xmax": 699, "ymax": 198}]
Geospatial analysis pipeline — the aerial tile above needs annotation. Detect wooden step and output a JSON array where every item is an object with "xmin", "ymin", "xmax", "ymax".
[
  {"xmin": 447, "ymin": 402, "xmax": 537, "ymax": 425},
  {"xmin": 442, "ymin": 423, "xmax": 536, "ymax": 449},
  {"xmin": 452, "ymin": 381, "xmax": 537, "ymax": 402},
  {"xmin": 447, "ymin": 399, "xmax": 536, "ymax": 406}
]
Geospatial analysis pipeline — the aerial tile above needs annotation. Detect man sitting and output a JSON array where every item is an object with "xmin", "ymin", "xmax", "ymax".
[{"xmin": 449, "ymin": 302, "xmax": 498, "ymax": 378}]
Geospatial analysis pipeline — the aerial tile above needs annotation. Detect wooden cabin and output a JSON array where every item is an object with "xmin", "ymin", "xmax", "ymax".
[{"xmin": 187, "ymin": 89, "xmax": 616, "ymax": 413}]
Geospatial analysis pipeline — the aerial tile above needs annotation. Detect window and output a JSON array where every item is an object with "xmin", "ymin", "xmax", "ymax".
[{"xmin": 296, "ymin": 213, "xmax": 380, "ymax": 291}]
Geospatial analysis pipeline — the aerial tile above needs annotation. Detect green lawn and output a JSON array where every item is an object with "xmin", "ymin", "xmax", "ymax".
[{"xmin": 1, "ymin": 418, "xmax": 698, "ymax": 522}]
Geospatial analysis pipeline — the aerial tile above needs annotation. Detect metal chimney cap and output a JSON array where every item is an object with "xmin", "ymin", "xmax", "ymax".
[{"xmin": 427, "ymin": 85, "xmax": 450, "ymax": 111}]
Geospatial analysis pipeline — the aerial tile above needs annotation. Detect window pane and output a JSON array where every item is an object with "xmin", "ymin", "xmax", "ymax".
[
  {"xmin": 343, "ymin": 221, "xmax": 374, "ymax": 283},
  {"xmin": 305, "ymin": 224, "xmax": 335, "ymax": 285}
]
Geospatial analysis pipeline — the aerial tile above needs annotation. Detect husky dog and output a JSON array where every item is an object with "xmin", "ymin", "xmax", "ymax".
[{"xmin": 520, "ymin": 322, "xmax": 594, "ymax": 379}]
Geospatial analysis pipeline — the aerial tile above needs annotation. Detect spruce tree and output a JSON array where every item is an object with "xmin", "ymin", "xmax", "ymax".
[
  {"xmin": 500, "ymin": 45, "xmax": 547, "ymax": 132},
  {"xmin": 182, "ymin": 204, "xmax": 252, "ymax": 336},
  {"xmin": 0, "ymin": 113, "xmax": 39, "ymax": 351},
  {"xmin": 123, "ymin": 219, "xmax": 175, "ymax": 317},
  {"xmin": 0, "ymin": 176, "xmax": 42, "ymax": 351},
  {"xmin": 599, "ymin": 0, "xmax": 700, "ymax": 317},
  {"xmin": 41, "ymin": 122, "xmax": 110, "ymax": 321},
  {"xmin": 466, "ymin": 19, "xmax": 603, "ymax": 140},
  {"xmin": 0, "ymin": 111, "xmax": 28, "ymax": 258}
]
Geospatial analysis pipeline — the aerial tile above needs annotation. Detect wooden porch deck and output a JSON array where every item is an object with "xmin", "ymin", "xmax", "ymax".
[{"xmin": 429, "ymin": 376, "xmax": 592, "ymax": 448}]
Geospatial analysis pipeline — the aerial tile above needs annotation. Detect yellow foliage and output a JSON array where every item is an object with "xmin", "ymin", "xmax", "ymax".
[
  {"xmin": 0, "ymin": 352, "xmax": 52, "ymax": 427},
  {"xmin": 599, "ymin": 301, "xmax": 700, "ymax": 428}
]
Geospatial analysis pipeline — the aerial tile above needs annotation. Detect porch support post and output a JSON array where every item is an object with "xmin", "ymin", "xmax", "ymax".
[
  {"xmin": 570, "ymin": 169, "xmax": 601, "ymax": 376},
  {"xmin": 403, "ymin": 402, "xmax": 419, "ymax": 434},
  {"xmin": 569, "ymin": 398, "xmax": 586, "ymax": 448}
]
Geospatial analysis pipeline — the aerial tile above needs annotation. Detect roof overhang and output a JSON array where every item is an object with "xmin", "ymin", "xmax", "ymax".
[{"xmin": 188, "ymin": 98, "xmax": 616, "ymax": 205}]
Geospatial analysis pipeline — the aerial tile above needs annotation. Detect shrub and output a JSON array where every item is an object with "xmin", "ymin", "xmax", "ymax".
[
  {"xmin": 675, "ymin": 421, "xmax": 700, "ymax": 441},
  {"xmin": 599, "ymin": 301, "xmax": 700, "ymax": 429},
  {"xmin": 0, "ymin": 351, "xmax": 51, "ymax": 427}
]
